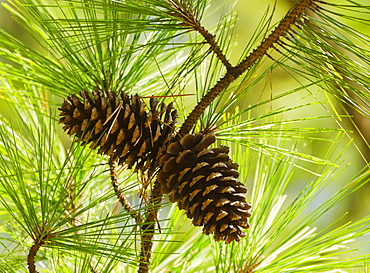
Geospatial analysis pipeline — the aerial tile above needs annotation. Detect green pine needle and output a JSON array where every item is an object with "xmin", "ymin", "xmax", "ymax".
[{"xmin": 0, "ymin": 0, "xmax": 370, "ymax": 272}]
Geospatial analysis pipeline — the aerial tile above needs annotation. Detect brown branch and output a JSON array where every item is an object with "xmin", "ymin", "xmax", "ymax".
[
  {"xmin": 28, "ymin": 241, "xmax": 42, "ymax": 273},
  {"xmin": 109, "ymin": 158, "xmax": 136, "ymax": 214},
  {"xmin": 234, "ymin": 0, "xmax": 317, "ymax": 73},
  {"xmin": 137, "ymin": 180, "xmax": 163, "ymax": 273},
  {"xmin": 194, "ymin": 24, "xmax": 233, "ymax": 70},
  {"xmin": 179, "ymin": 70, "xmax": 237, "ymax": 136},
  {"xmin": 27, "ymin": 231, "xmax": 56, "ymax": 273},
  {"xmin": 179, "ymin": 0, "xmax": 319, "ymax": 136},
  {"xmin": 168, "ymin": 0, "xmax": 232, "ymax": 69}
]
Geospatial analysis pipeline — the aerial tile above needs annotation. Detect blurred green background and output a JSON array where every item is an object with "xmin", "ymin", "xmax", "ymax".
[{"xmin": 0, "ymin": 0, "xmax": 369, "ymax": 258}]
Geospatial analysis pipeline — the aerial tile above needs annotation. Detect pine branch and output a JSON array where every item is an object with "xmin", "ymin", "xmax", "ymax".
[
  {"xmin": 179, "ymin": 0, "xmax": 322, "ymax": 136},
  {"xmin": 168, "ymin": 0, "xmax": 232, "ymax": 69},
  {"xmin": 27, "ymin": 241, "xmax": 42, "ymax": 273},
  {"xmin": 108, "ymin": 157, "xmax": 138, "ymax": 217},
  {"xmin": 27, "ymin": 231, "xmax": 55, "ymax": 273},
  {"xmin": 1, "ymin": 0, "xmax": 370, "ymax": 272}
]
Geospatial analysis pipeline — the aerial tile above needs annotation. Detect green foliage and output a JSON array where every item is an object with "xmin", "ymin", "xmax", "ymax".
[{"xmin": 0, "ymin": 0, "xmax": 369, "ymax": 272}]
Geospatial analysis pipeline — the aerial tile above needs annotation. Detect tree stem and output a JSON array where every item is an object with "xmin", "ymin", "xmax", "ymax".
[
  {"xmin": 179, "ymin": 0, "xmax": 318, "ymax": 136},
  {"xmin": 27, "ymin": 241, "xmax": 42, "ymax": 273}
]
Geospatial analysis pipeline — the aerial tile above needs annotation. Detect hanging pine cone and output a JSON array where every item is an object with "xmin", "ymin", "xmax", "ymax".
[
  {"xmin": 59, "ymin": 90, "xmax": 177, "ymax": 171},
  {"xmin": 157, "ymin": 133, "xmax": 251, "ymax": 244}
]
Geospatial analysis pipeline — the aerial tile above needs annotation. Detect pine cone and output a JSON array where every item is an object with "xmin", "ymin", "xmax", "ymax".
[
  {"xmin": 157, "ymin": 133, "xmax": 251, "ymax": 244},
  {"xmin": 59, "ymin": 90, "xmax": 177, "ymax": 171}
]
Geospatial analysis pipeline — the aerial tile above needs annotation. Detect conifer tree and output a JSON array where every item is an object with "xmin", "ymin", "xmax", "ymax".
[{"xmin": 0, "ymin": 0, "xmax": 369, "ymax": 272}]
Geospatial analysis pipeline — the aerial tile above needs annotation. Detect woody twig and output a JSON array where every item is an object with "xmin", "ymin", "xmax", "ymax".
[{"xmin": 179, "ymin": 0, "xmax": 321, "ymax": 136}]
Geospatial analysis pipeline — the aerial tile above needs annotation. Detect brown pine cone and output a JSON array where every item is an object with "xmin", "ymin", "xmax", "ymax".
[
  {"xmin": 59, "ymin": 90, "xmax": 177, "ymax": 172},
  {"xmin": 157, "ymin": 133, "xmax": 251, "ymax": 244}
]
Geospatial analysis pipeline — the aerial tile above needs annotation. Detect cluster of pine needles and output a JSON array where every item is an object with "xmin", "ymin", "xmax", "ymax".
[{"xmin": 0, "ymin": 0, "xmax": 370, "ymax": 272}]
